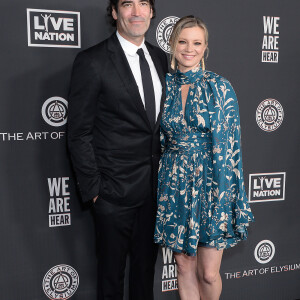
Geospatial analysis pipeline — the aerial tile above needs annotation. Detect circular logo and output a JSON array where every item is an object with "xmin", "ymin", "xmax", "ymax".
[
  {"xmin": 256, "ymin": 99, "xmax": 284, "ymax": 132},
  {"xmin": 254, "ymin": 240, "xmax": 275, "ymax": 264},
  {"xmin": 42, "ymin": 96, "xmax": 68, "ymax": 127},
  {"xmin": 156, "ymin": 16, "xmax": 180, "ymax": 53},
  {"xmin": 43, "ymin": 264, "xmax": 79, "ymax": 300}
]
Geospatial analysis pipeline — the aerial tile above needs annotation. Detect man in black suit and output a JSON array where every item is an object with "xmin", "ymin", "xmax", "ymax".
[{"xmin": 67, "ymin": 0, "xmax": 168, "ymax": 299}]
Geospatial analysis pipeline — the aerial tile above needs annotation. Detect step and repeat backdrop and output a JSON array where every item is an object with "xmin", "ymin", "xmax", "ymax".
[{"xmin": 0, "ymin": 0, "xmax": 299, "ymax": 299}]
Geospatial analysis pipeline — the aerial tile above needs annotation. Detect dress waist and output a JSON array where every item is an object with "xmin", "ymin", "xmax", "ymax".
[{"xmin": 165, "ymin": 132, "xmax": 212, "ymax": 152}]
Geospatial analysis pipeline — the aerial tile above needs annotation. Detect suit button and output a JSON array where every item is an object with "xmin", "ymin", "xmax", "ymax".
[{"xmin": 152, "ymin": 155, "xmax": 154, "ymax": 158}]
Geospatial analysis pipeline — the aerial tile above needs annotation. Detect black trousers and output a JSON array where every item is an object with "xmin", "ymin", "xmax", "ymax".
[{"xmin": 92, "ymin": 198, "xmax": 158, "ymax": 300}]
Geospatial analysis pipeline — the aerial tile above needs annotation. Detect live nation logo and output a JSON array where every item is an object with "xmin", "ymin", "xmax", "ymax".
[
  {"xmin": 48, "ymin": 177, "xmax": 71, "ymax": 227},
  {"xmin": 248, "ymin": 172, "xmax": 286, "ymax": 203},
  {"xmin": 161, "ymin": 246, "xmax": 178, "ymax": 292},
  {"xmin": 261, "ymin": 16, "xmax": 280, "ymax": 63},
  {"xmin": 27, "ymin": 9, "xmax": 81, "ymax": 48}
]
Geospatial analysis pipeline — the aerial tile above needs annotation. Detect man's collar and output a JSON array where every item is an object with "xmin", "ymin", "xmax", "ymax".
[{"xmin": 116, "ymin": 31, "xmax": 149, "ymax": 56}]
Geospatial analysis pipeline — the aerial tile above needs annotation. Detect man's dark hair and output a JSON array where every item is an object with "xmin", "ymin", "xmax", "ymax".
[{"xmin": 106, "ymin": 0, "xmax": 156, "ymax": 27}]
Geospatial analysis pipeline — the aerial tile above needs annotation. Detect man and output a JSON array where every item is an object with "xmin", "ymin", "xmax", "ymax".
[{"xmin": 67, "ymin": 0, "xmax": 168, "ymax": 299}]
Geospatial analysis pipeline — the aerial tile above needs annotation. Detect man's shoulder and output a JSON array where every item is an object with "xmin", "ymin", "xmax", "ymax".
[
  {"xmin": 145, "ymin": 41, "xmax": 168, "ymax": 72},
  {"xmin": 75, "ymin": 34, "xmax": 117, "ymax": 62},
  {"xmin": 145, "ymin": 41, "xmax": 166, "ymax": 57},
  {"xmin": 78, "ymin": 38, "xmax": 109, "ymax": 59}
]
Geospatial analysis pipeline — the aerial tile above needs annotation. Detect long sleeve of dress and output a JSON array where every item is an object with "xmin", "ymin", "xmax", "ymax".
[{"xmin": 205, "ymin": 74, "xmax": 254, "ymax": 249}]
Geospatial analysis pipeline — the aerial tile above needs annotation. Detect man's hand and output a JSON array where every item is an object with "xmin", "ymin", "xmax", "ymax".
[{"xmin": 93, "ymin": 195, "xmax": 98, "ymax": 203}]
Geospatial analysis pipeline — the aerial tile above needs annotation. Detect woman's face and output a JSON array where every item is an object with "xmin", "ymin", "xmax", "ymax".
[{"xmin": 175, "ymin": 26, "xmax": 207, "ymax": 73}]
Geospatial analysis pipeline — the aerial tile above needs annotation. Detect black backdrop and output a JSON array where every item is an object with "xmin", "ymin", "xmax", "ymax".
[{"xmin": 1, "ymin": 0, "xmax": 300, "ymax": 299}]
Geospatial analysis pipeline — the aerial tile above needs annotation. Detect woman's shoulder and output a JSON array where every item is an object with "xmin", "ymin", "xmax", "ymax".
[
  {"xmin": 203, "ymin": 70, "xmax": 236, "ymax": 96},
  {"xmin": 203, "ymin": 70, "xmax": 232, "ymax": 86},
  {"xmin": 203, "ymin": 70, "xmax": 239, "ymax": 108}
]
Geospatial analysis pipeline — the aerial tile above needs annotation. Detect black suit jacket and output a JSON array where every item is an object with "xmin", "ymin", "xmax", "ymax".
[{"xmin": 68, "ymin": 33, "xmax": 169, "ymax": 206}]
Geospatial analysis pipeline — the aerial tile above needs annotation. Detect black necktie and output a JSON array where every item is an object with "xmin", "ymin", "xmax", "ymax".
[{"xmin": 137, "ymin": 48, "xmax": 156, "ymax": 129}]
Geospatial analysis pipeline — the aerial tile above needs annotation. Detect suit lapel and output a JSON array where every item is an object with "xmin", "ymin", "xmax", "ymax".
[
  {"xmin": 146, "ymin": 42, "xmax": 166, "ymax": 133},
  {"xmin": 107, "ymin": 34, "xmax": 152, "ymax": 130}
]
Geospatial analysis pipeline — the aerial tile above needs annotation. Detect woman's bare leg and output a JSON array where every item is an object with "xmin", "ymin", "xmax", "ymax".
[
  {"xmin": 174, "ymin": 253, "xmax": 200, "ymax": 300},
  {"xmin": 197, "ymin": 247, "xmax": 223, "ymax": 300}
]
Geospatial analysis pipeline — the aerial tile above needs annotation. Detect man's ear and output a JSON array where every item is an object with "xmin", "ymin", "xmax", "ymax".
[{"xmin": 112, "ymin": 6, "xmax": 118, "ymax": 20}]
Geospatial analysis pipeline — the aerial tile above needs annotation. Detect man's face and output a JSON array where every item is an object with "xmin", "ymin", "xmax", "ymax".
[{"xmin": 112, "ymin": 0, "xmax": 153, "ymax": 45}]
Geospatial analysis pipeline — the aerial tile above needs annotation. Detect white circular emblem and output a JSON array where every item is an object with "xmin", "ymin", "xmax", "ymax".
[
  {"xmin": 256, "ymin": 98, "xmax": 284, "ymax": 132},
  {"xmin": 254, "ymin": 240, "xmax": 275, "ymax": 264},
  {"xmin": 43, "ymin": 264, "xmax": 79, "ymax": 299},
  {"xmin": 42, "ymin": 96, "xmax": 68, "ymax": 127},
  {"xmin": 156, "ymin": 16, "xmax": 180, "ymax": 53}
]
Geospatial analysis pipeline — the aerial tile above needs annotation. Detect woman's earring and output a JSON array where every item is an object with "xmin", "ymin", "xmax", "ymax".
[{"xmin": 201, "ymin": 58, "xmax": 205, "ymax": 71}]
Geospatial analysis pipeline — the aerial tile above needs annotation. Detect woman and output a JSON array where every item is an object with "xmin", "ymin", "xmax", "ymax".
[{"xmin": 154, "ymin": 16, "xmax": 254, "ymax": 300}]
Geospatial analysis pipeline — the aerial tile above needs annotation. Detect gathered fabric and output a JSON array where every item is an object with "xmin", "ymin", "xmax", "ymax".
[{"xmin": 154, "ymin": 65, "xmax": 254, "ymax": 255}]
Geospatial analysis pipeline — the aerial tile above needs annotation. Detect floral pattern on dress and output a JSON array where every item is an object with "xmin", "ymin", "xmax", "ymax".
[{"xmin": 154, "ymin": 65, "xmax": 254, "ymax": 255}]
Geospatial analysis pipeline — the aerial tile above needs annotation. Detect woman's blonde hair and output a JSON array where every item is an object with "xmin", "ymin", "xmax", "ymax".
[{"xmin": 169, "ymin": 15, "xmax": 209, "ymax": 70}]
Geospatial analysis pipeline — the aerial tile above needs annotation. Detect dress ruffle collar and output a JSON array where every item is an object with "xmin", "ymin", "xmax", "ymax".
[{"xmin": 175, "ymin": 64, "xmax": 204, "ymax": 85}]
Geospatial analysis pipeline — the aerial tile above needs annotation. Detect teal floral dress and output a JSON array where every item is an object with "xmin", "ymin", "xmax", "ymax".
[{"xmin": 154, "ymin": 65, "xmax": 254, "ymax": 256}]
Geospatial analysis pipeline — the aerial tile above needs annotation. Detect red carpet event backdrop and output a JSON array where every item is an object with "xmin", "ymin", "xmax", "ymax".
[{"xmin": 0, "ymin": 0, "xmax": 299, "ymax": 299}]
